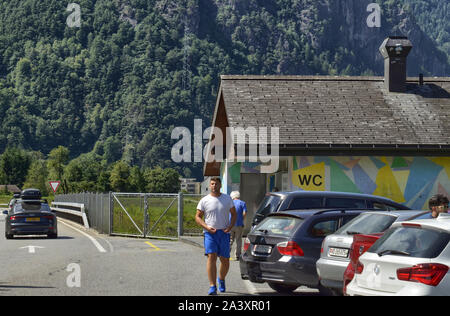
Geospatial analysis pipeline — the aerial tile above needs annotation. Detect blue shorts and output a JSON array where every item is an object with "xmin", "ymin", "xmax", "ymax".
[{"xmin": 204, "ymin": 230, "xmax": 230, "ymax": 258}]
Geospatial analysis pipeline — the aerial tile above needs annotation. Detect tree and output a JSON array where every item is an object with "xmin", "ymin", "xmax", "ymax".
[
  {"xmin": 97, "ymin": 170, "xmax": 111, "ymax": 193},
  {"xmin": 144, "ymin": 167, "xmax": 180, "ymax": 193},
  {"xmin": 47, "ymin": 146, "xmax": 69, "ymax": 193},
  {"xmin": 109, "ymin": 160, "xmax": 130, "ymax": 192},
  {"xmin": 23, "ymin": 159, "xmax": 49, "ymax": 196},
  {"xmin": 0, "ymin": 147, "xmax": 31, "ymax": 187},
  {"xmin": 129, "ymin": 166, "xmax": 145, "ymax": 192}
]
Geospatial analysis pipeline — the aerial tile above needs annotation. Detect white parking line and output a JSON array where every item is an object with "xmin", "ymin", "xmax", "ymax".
[{"xmin": 59, "ymin": 220, "xmax": 107, "ymax": 253}]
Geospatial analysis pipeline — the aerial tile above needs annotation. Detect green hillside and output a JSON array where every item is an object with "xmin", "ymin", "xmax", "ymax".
[{"xmin": 0, "ymin": 0, "xmax": 449, "ymax": 185}]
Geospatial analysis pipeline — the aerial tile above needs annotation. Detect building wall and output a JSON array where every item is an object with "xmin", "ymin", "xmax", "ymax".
[
  {"xmin": 221, "ymin": 156, "xmax": 450, "ymax": 210},
  {"xmin": 289, "ymin": 156, "xmax": 450, "ymax": 209}
]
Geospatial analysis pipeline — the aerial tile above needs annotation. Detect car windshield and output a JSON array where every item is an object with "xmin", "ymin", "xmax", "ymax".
[
  {"xmin": 255, "ymin": 195, "xmax": 281, "ymax": 218},
  {"xmin": 368, "ymin": 226, "xmax": 450, "ymax": 258},
  {"xmin": 255, "ymin": 216, "xmax": 303, "ymax": 237},
  {"xmin": 335, "ymin": 213, "xmax": 397, "ymax": 235}
]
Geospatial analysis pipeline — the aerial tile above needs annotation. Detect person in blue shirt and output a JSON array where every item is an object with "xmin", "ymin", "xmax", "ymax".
[{"xmin": 229, "ymin": 191, "xmax": 247, "ymax": 261}]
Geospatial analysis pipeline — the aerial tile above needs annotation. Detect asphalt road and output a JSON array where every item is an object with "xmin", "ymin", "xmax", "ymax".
[{"xmin": 0, "ymin": 212, "xmax": 318, "ymax": 296}]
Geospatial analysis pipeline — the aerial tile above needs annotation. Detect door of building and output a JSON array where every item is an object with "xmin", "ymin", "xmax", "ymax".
[{"xmin": 240, "ymin": 173, "xmax": 267, "ymax": 235}]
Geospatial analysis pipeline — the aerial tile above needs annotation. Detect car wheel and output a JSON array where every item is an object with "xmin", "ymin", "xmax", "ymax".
[
  {"xmin": 268, "ymin": 282, "xmax": 299, "ymax": 294},
  {"xmin": 5, "ymin": 232, "xmax": 13, "ymax": 239}
]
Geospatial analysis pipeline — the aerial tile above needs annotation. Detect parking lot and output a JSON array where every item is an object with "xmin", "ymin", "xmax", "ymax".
[
  {"xmin": 2, "ymin": 196, "xmax": 450, "ymax": 298},
  {"xmin": 0, "ymin": 212, "xmax": 319, "ymax": 297}
]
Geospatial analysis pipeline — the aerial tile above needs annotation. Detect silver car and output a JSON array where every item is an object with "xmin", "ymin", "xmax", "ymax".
[{"xmin": 316, "ymin": 210, "xmax": 426, "ymax": 295}]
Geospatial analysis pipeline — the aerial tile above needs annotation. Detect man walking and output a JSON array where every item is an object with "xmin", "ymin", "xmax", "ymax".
[
  {"xmin": 229, "ymin": 191, "xmax": 247, "ymax": 261},
  {"xmin": 195, "ymin": 177, "xmax": 237, "ymax": 295}
]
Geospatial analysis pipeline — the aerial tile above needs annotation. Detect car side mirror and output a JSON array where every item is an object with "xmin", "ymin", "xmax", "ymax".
[{"xmin": 2, "ymin": 210, "xmax": 8, "ymax": 215}]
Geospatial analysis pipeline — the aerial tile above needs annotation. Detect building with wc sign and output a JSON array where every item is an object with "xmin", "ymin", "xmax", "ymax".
[{"xmin": 203, "ymin": 37, "xmax": 450, "ymax": 232}]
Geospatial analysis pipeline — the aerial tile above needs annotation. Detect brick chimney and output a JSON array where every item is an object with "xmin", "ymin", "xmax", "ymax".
[{"xmin": 379, "ymin": 36, "xmax": 413, "ymax": 92}]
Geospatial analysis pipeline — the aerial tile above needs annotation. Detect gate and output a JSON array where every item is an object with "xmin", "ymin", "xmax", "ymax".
[{"xmin": 111, "ymin": 192, "xmax": 180, "ymax": 239}]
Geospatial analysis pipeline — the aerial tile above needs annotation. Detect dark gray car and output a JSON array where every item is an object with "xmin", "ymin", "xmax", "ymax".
[
  {"xmin": 3, "ymin": 199, "xmax": 58, "ymax": 239},
  {"xmin": 252, "ymin": 191, "xmax": 410, "ymax": 228},
  {"xmin": 316, "ymin": 210, "xmax": 426, "ymax": 295},
  {"xmin": 240, "ymin": 209, "xmax": 365, "ymax": 295}
]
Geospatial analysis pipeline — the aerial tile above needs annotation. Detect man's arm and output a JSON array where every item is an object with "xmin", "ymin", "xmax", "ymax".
[
  {"xmin": 195, "ymin": 209, "xmax": 216, "ymax": 233},
  {"xmin": 224, "ymin": 206, "xmax": 237, "ymax": 233}
]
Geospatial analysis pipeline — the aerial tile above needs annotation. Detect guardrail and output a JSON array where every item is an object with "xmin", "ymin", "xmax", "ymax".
[{"xmin": 51, "ymin": 202, "xmax": 90, "ymax": 229}]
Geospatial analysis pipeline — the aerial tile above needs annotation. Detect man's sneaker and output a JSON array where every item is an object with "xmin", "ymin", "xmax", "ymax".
[
  {"xmin": 217, "ymin": 278, "xmax": 226, "ymax": 293},
  {"xmin": 208, "ymin": 285, "xmax": 217, "ymax": 295}
]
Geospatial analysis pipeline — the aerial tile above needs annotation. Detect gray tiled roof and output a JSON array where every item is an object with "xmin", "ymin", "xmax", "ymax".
[{"xmin": 219, "ymin": 75, "xmax": 450, "ymax": 147}]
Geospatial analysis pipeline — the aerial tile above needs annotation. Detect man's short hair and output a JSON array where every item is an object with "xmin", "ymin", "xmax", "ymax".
[
  {"xmin": 210, "ymin": 177, "xmax": 221, "ymax": 184},
  {"xmin": 429, "ymin": 194, "xmax": 449, "ymax": 209}
]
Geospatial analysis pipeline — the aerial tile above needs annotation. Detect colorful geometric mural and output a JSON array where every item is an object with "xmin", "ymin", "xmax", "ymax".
[
  {"xmin": 291, "ymin": 156, "xmax": 450, "ymax": 209},
  {"xmin": 221, "ymin": 156, "xmax": 450, "ymax": 210}
]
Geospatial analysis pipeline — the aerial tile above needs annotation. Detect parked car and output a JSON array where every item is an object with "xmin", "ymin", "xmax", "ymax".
[
  {"xmin": 343, "ymin": 232, "xmax": 383, "ymax": 295},
  {"xmin": 316, "ymin": 210, "xmax": 426, "ymax": 295},
  {"xmin": 3, "ymin": 189, "xmax": 57, "ymax": 239},
  {"xmin": 342, "ymin": 210, "xmax": 431, "ymax": 295},
  {"xmin": 346, "ymin": 214, "xmax": 450, "ymax": 296},
  {"xmin": 240, "ymin": 209, "xmax": 366, "ymax": 295},
  {"xmin": 252, "ymin": 191, "xmax": 410, "ymax": 228}
]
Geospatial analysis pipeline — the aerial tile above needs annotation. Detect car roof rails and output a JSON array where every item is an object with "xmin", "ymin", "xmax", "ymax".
[{"xmin": 312, "ymin": 208, "xmax": 371, "ymax": 216}]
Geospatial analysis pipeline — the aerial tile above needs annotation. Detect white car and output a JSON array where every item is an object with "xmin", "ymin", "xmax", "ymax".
[{"xmin": 347, "ymin": 214, "xmax": 450, "ymax": 296}]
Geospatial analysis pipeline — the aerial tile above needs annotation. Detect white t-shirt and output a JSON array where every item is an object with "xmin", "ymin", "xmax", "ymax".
[{"xmin": 197, "ymin": 193, "xmax": 234, "ymax": 231}]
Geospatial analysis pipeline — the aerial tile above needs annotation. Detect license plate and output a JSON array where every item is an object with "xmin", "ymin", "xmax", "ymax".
[
  {"xmin": 26, "ymin": 217, "xmax": 40, "ymax": 222},
  {"xmin": 253, "ymin": 244, "xmax": 272, "ymax": 255},
  {"xmin": 328, "ymin": 247, "xmax": 349, "ymax": 258}
]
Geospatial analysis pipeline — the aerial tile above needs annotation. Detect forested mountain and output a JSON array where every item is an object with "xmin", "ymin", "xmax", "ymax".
[
  {"xmin": 0, "ymin": 0, "xmax": 449, "ymax": 181},
  {"xmin": 404, "ymin": 0, "xmax": 450, "ymax": 58}
]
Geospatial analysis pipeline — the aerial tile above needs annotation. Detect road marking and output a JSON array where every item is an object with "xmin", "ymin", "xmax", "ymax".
[
  {"xmin": 145, "ymin": 241, "xmax": 162, "ymax": 251},
  {"xmin": 20, "ymin": 245, "xmax": 45, "ymax": 254},
  {"xmin": 59, "ymin": 220, "xmax": 107, "ymax": 253},
  {"xmin": 100, "ymin": 236, "xmax": 114, "ymax": 253}
]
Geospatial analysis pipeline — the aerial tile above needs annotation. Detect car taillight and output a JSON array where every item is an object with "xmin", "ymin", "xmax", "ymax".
[
  {"xmin": 277, "ymin": 241, "xmax": 304, "ymax": 257},
  {"xmin": 343, "ymin": 263, "xmax": 355, "ymax": 295},
  {"xmin": 243, "ymin": 237, "xmax": 250, "ymax": 252},
  {"xmin": 402, "ymin": 223, "xmax": 422, "ymax": 228},
  {"xmin": 397, "ymin": 263, "xmax": 449, "ymax": 286},
  {"xmin": 10, "ymin": 215, "xmax": 17, "ymax": 221},
  {"xmin": 355, "ymin": 260, "xmax": 364, "ymax": 274}
]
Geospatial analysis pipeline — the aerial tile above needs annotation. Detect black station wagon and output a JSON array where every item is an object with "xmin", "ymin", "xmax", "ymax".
[
  {"xmin": 241, "ymin": 209, "xmax": 366, "ymax": 295},
  {"xmin": 251, "ymin": 191, "xmax": 410, "ymax": 227}
]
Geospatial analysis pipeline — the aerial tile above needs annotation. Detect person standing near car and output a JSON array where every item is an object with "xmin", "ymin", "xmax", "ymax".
[
  {"xmin": 428, "ymin": 194, "xmax": 449, "ymax": 218},
  {"xmin": 195, "ymin": 177, "xmax": 237, "ymax": 295},
  {"xmin": 229, "ymin": 191, "xmax": 247, "ymax": 261}
]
